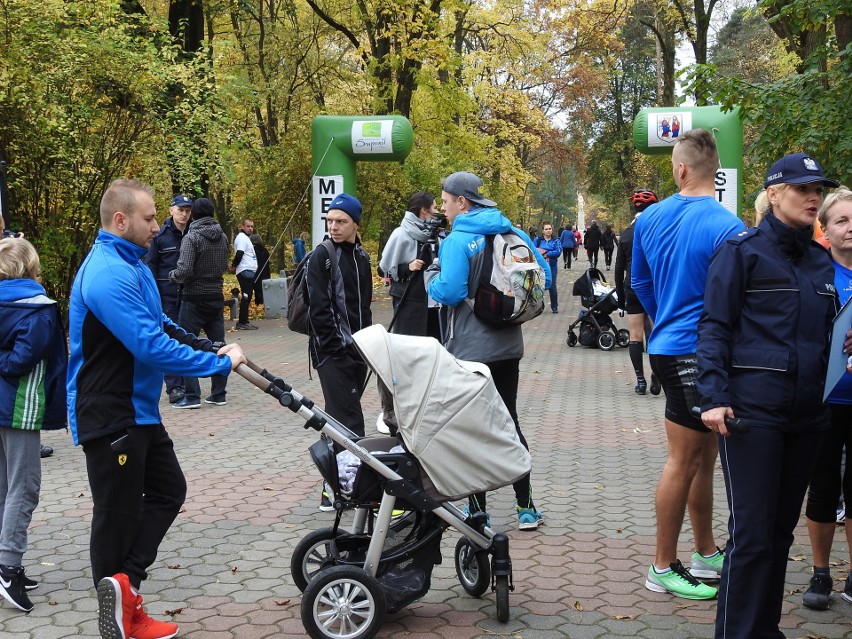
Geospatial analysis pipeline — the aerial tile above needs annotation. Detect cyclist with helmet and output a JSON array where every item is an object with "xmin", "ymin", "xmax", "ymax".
[{"xmin": 614, "ymin": 190, "xmax": 661, "ymax": 396}]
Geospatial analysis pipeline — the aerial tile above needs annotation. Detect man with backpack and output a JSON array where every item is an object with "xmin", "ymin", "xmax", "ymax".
[
  {"xmin": 425, "ymin": 171, "xmax": 550, "ymax": 530},
  {"xmin": 306, "ymin": 194, "xmax": 372, "ymax": 439}
]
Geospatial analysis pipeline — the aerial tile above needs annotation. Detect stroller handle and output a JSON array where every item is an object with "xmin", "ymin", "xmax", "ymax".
[
  {"xmin": 234, "ymin": 359, "xmax": 326, "ymax": 427},
  {"xmin": 235, "ymin": 358, "xmax": 361, "ymax": 438}
]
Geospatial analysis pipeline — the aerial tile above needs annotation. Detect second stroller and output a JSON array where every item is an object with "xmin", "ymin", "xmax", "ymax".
[{"xmin": 566, "ymin": 268, "xmax": 629, "ymax": 351}]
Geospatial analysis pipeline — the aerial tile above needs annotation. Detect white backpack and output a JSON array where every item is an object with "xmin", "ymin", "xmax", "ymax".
[{"xmin": 468, "ymin": 232, "xmax": 545, "ymax": 326}]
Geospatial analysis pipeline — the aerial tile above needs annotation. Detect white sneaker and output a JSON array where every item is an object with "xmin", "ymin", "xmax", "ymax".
[{"xmin": 376, "ymin": 413, "xmax": 391, "ymax": 435}]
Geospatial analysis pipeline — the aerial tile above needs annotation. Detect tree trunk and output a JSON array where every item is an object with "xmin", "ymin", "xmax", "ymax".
[
  {"xmin": 169, "ymin": 0, "xmax": 205, "ymax": 54},
  {"xmin": 837, "ymin": 14, "xmax": 852, "ymax": 63}
]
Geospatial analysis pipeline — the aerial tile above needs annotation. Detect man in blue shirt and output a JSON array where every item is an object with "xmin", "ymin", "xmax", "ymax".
[{"xmin": 632, "ymin": 129, "xmax": 745, "ymax": 600}]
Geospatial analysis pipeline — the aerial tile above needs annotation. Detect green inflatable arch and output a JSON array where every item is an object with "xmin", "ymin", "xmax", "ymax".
[
  {"xmin": 310, "ymin": 115, "xmax": 414, "ymax": 245},
  {"xmin": 632, "ymin": 106, "xmax": 743, "ymax": 216}
]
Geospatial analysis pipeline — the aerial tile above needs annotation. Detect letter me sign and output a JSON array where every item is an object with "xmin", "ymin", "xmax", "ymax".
[
  {"xmin": 632, "ymin": 106, "xmax": 743, "ymax": 216},
  {"xmin": 310, "ymin": 116, "xmax": 413, "ymax": 247}
]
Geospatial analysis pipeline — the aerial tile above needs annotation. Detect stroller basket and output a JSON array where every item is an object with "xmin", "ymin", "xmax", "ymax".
[
  {"xmin": 374, "ymin": 513, "xmax": 443, "ymax": 613},
  {"xmin": 309, "ymin": 436, "xmax": 443, "ymax": 613}
]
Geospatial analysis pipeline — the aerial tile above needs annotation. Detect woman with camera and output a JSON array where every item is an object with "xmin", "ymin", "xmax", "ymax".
[{"xmin": 378, "ymin": 191, "xmax": 444, "ymax": 338}]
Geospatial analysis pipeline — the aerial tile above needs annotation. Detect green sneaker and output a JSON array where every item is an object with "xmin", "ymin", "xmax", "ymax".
[
  {"xmin": 645, "ymin": 560, "xmax": 718, "ymax": 600},
  {"xmin": 690, "ymin": 548, "xmax": 724, "ymax": 580}
]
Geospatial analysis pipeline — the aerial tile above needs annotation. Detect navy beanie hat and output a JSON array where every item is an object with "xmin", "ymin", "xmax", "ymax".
[
  {"xmin": 191, "ymin": 197, "xmax": 215, "ymax": 220},
  {"xmin": 328, "ymin": 193, "xmax": 362, "ymax": 224}
]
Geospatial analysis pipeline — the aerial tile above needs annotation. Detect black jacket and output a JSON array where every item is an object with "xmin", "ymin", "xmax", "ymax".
[
  {"xmin": 169, "ymin": 217, "xmax": 229, "ymax": 302},
  {"xmin": 697, "ymin": 213, "xmax": 837, "ymax": 431},
  {"xmin": 614, "ymin": 223, "xmax": 634, "ymax": 304},
  {"xmin": 145, "ymin": 217, "xmax": 188, "ymax": 303},
  {"xmin": 584, "ymin": 225, "xmax": 602, "ymax": 251},
  {"xmin": 306, "ymin": 240, "xmax": 372, "ymax": 366}
]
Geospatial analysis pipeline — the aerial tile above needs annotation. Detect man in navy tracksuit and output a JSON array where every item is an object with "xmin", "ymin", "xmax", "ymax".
[
  {"xmin": 306, "ymin": 193, "xmax": 372, "ymax": 437},
  {"xmin": 68, "ymin": 179, "xmax": 246, "ymax": 639}
]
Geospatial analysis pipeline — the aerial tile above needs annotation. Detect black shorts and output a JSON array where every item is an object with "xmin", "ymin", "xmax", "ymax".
[
  {"xmin": 649, "ymin": 353, "xmax": 708, "ymax": 432},
  {"xmin": 624, "ymin": 287, "xmax": 646, "ymax": 315}
]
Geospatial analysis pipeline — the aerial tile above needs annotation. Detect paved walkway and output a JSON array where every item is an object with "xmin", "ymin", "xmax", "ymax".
[{"xmin": 4, "ymin": 272, "xmax": 852, "ymax": 638}]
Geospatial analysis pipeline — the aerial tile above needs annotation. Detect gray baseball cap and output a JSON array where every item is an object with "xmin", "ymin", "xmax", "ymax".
[{"xmin": 442, "ymin": 171, "xmax": 497, "ymax": 207}]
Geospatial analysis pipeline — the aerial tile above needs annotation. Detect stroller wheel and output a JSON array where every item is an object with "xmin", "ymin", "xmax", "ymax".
[
  {"xmin": 301, "ymin": 565, "xmax": 385, "ymax": 639},
  {"xmin": 566, "ymin": 331, "xmax": 578, "ymax": 347},
  {"xmin": 454, "ymin": 537, "xmax": 491, "ymax": 597},
  {"xmin": 494, "ymin": 574, "xmax": 511, "ymax": 623},
  {"xmin": 291, "ymin": 528, "xmax": 339, "ymax": 592},
  {"xmin": 616, "ymin": 328, "xmax": 630, "ymax": 348},
  {"xmin": 597, "ymin": 331, "xmax": 616, "ymax": 351}
]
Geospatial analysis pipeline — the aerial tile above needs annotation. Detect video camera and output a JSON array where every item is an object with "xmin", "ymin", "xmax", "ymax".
[
  {"xmin": 418, "ymin": 213, "xmax": 447, "ymax": 263},
  {"xmin": 423, "ymin": 213, "xmax": 447, "ymax": 242}
]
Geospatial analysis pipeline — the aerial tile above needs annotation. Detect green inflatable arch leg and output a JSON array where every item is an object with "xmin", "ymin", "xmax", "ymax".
[
  {"xmin": 310, "ymin": 115, "xmax": 414, "ymax": 245},
  {"xmin": 632, "ymin": 106, "xmax": 743, "ymax": 216}
]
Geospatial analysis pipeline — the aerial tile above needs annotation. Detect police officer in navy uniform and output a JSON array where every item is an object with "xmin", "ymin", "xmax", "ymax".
[
  {"xmin": 145, "ymin": 194, "xmax": 192, "ymax": 403},
  {"xmin": 697, "ymin": 153, "xmax": 840, "ymax": 639}
]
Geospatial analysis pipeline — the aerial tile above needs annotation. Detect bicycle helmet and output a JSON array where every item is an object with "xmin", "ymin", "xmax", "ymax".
[{"xmin": 631, "ymin": 189, "xmax": 659, "ymax": 212}]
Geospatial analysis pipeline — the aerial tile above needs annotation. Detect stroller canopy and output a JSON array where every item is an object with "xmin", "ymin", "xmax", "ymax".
[
  {"xmin": 353, "ymin": 325, "xmax": 531, "ymax": 501},
  {"xmin": 571, "ymin": 267, "xmax": 608, "ymax": 297}
]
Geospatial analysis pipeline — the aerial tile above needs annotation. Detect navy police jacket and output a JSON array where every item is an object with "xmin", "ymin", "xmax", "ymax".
[
  {"xmin": 145, "ymin": 217, "xmax": 187, "ymax": 303},
  {"xmin": 697, "ymin": 212, "xmax": 837, "ymax": 431}
]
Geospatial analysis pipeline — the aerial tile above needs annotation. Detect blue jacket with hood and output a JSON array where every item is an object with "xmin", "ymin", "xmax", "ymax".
[
  {"xmin": 67, "ymin": 230, "xmax": 233, "ymax": 445},
  {"xmin": 425, "ymin": 207, "xmax": 551, "ymax": 363},
  {"xmin": 0, "ymin": 279, "xmax": 68, "ymax": 431}
]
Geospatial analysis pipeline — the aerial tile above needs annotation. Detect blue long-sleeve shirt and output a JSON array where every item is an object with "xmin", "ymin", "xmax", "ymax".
[
  {"xmin": 68, "ymin": 230, "xmax": 233, "ymax": 445},
  {"xmin": 631, "ymin": 194, "xmax": 745, "ymax": 354}
]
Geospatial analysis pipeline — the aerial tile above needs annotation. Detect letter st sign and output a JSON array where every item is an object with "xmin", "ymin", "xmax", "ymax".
[{"xmin": 715, "ymin": 169, "xmax": 738, "ymax": 215}]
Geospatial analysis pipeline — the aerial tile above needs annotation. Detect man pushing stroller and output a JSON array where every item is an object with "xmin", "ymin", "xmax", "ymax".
[{"xmin": 68, "ymin": 179, "xmax": 246, "ymax": 639}]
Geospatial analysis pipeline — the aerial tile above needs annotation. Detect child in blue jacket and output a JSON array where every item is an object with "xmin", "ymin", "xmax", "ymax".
[{"xmin": 0, "ymin": 238, "xmax": 68, "ymax": 612}]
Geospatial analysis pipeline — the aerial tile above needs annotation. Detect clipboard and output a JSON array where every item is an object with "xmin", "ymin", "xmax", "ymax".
[{"xmin": 824, "ymin": 295, "xmax": 852, "ymax": 401}]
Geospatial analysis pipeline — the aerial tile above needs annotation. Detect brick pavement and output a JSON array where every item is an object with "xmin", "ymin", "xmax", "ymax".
[{"xmin": 3, "ymin": 271, "xmax": 852, "ymax": 638}]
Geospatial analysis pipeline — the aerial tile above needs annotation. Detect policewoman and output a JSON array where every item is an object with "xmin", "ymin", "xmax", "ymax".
[{"xmin": 697, "ymin": 153, "xmax": 839, "ymax": 639}]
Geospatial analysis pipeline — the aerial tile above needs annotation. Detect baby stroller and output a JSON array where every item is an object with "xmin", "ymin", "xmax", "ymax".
[
  {"xmin": 237, "ymin": 325, "xmax": 531, "ymax": 639},
  {"xmin": 566, "ymin": 267, "xmax": 630, "ymax": 351}
]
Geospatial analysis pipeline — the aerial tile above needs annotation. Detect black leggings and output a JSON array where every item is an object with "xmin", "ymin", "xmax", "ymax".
[
  {"xmin": 468, "ymin": 358, "xmax": 533, "ymax": 511},
  {"xmin": 805, "ymin": 404, "xmax": 852, "ymax": 523}
]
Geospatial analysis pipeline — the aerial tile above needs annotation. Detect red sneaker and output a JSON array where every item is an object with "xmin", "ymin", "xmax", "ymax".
[
  {"xmin": 96, "ymin": 573, "xmax": 135, "ymax": 639},
  {"xmin": 129, "ymin": 595, "xmax": 179, "ymax": 639}
]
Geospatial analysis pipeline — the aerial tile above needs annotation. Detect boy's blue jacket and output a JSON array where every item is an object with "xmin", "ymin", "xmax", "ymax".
[
  {"xmin": 425, "ymin": 207, "xmax": 550, "ymax": 362},
  {"xmin": 0, "ymin": 279, "xmax": 68, "ymax": 431},
  {"xmin": 67, "ymin": 230, "xmax": 232, "ymax": 445}
]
